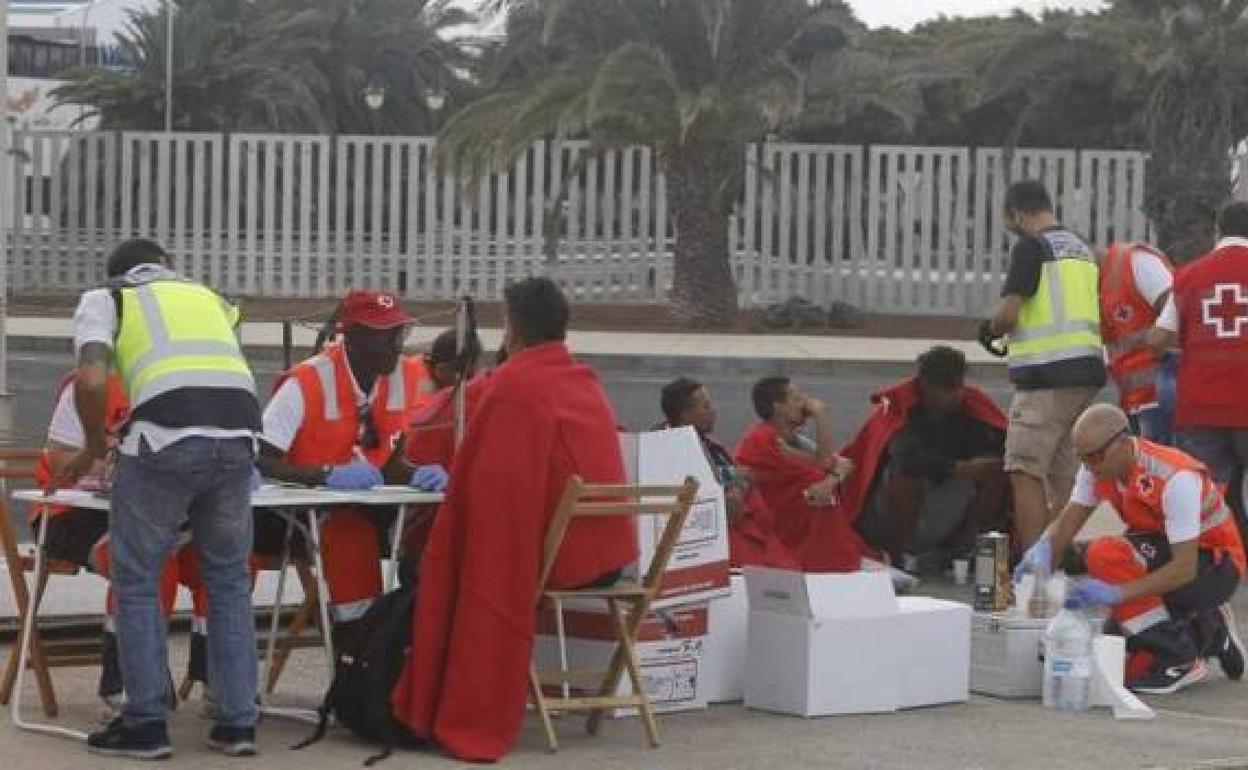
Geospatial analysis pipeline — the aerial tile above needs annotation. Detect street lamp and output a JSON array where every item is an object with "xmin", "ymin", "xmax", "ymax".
[
  {"xmin": 364, "ymin": 81, "xmax": 386, "ymax": 112},
  {"xmin": 423, "ymin": 87, "xmax": 445, "ymax": 112}
]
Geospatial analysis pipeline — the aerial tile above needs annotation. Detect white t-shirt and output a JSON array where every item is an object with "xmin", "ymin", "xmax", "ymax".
[
  {"xmin": 47, "ymin": 384, "xmax": 85, "ymax": 449},
  {"xmin": 261, "ymin": 363, "xmax": 368, "ymax": 453},
  {"xmin": 71, "ymin": 265, "xmax": 255, "ymax": 454},
  {"xmin": 1155, "ymin": 236, "xmax": 1248, "ymax": 332},
  {"xmin": 1130, "ymin": 248, "xmax": 1172, "ymax": 308},
  {"xmin": 1070, "ymin": 464, "xmax": 1202, "ymax": 543}
]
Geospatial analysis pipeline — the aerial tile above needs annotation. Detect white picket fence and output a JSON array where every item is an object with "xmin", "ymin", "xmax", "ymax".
[{"xmin": 5, "ymin": 131, "xmax": 1149, "ymax": 315}]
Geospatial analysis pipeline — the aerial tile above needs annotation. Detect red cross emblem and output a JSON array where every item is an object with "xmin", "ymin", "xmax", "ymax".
[
  {"xmin": 1114, "ymin": 304, "xmax": 1133, "ymax": 323},
  {"xmin": 377, "ymin": 294, "xmax": 395, "ymax": 309},
  {"xmin": 1136, "ymin": 475, "xmax": 1155, "ymax": 497},
  {"xmin": 1202, "ymin": 283, "xmax": 1248, "ymax": 339}
]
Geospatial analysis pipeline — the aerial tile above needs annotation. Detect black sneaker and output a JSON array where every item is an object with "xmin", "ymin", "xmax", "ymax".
[
  {"xmin": 1129, "ymin": 658, "xmax": 1209, "ymax": 695},
  {"xmin": 1212, "ymin": 603, "xmax": 1246, "ymax": 681},
  {"xmin": 206, "ymin": 725, "xmax": 257, "ymax": 757},
  {"xmin": 87, "ymin": 716, "xmax": 172, "ymax": 760}
]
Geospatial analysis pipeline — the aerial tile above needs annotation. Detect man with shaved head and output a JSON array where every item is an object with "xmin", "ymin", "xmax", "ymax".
[{"xmin": 1016, "ymin": 402, "xmax": 1245, "ymax": 694}]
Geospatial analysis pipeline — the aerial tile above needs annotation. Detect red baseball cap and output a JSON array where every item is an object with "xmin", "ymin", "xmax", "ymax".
[{"xmin": 338, "ymin": 290, "xmax": 413, "ymax": 330}]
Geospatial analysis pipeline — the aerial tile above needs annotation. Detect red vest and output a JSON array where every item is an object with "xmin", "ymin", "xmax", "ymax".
[
  {"xmin": 1093, "ymin": 439, "xmax": 1245, "ymax": 575},
  {"xmin": 280, "ymin": 344, "xmax": 432, "ymax": 467},
  {"xmin": 1100, "ymin": 242, "xmax": 1171, "ymax": 413},
  {"xmin": 35, "ymin": 372, "xmax": 130, "ymax": 520},
  {"xmin": 1173, "ymin": 242, "xmax": 1248, "ymax": 427}
]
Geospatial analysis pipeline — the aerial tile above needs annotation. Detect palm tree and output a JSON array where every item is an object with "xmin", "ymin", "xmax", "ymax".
[
  {"xmin": 941, "ymin": 2, "xmax": 1248, "ymax": 261},
  {"xmin": 53, "ymin": 0, "xmax": 477, "ymax": 135},
  {"xmin": 439, "ymin": 0, "xmax": 862, "ymax": 326},
  {"xmin": 1120, "ymin": 0, "xmax": 1248, "ymax": 260},
  {"xmin": 53, "ymin": 0, "xmax": 331, "ymax": 131},
  {"xmin": 274, "ymin": 0, "xmax": 478, "ymax": 135}
]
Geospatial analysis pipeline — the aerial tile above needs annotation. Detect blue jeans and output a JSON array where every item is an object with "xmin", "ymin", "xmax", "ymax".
[
  {"xmin": 1129, "ymin": 352, "xmax": 1178, "ymax": 445},
  {"xmin": 110, "ymin": 436, "xmax": 257, "ymax": 728}
]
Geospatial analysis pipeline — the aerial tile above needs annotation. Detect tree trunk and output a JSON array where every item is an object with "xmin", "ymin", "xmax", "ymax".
[{"xmin": 664, "ymin": 142, "xmax": 739, "ymax": 327}]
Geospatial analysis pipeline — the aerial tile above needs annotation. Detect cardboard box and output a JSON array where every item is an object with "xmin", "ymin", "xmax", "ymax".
[
  {"xmin": 534, "ymin": 604, "xmax": 708, "ymax": 717},
  {"xmin": 702, "ymin": 571, "xmax": 748, "ymax": 703},
  {"xmin": 743, "ymin": 568, "xmax": 900, "ymax": 717},
  {"xmin": 894, "ymin": 596, "xmax": 971, "ymax": 708},
  {"xmin": 618, "ymin": 427, "xmax": 731, "ymax": 607}
]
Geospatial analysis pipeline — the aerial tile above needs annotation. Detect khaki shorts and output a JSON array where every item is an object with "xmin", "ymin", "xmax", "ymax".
[{"xmin": 1004, "ymin": 386, "xmax": 1100, "ymax": 481}]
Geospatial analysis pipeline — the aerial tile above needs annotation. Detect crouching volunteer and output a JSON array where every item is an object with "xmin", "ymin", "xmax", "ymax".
[
  {"xmin": 256, "ymin": 289, "xmax": 431, "ymax": 644},
  {"xmin": 1016, "ymin": 403, "xmax": 1245, "ymax": 694}
]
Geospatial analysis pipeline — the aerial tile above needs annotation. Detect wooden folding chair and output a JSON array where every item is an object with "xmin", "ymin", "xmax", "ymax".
[
  {"xmin": 0, "ymin": 449, "xmax": 104, "ymax": 721},
  {"xmin": 528, "ymin": 475, "xmax": 699, "ymax": 752}
]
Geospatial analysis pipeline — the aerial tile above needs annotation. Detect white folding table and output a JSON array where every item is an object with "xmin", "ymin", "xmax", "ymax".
[{"xmin": 7, "ymin": 485, "xmax": 443, "ymax": 739}]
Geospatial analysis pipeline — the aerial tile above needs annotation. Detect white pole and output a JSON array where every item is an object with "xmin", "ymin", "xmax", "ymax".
[
  {"xmin": 164, "ymin": 0, "xmax": 173, "ymax": 133},
  {"xmin": 0, "ymin": 0, "xmax": 10, "ymax": 401}
]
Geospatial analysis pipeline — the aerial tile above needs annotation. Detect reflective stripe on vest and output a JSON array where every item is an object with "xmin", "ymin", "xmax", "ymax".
[
  {"xmin": 306, "ymin": 351, "xmax": 407, "ymax": 420},
  {"xmin": 1009, "ymin": 244, "xmax": 1103, "ymax": 370},
  {"xmin": 115, "ymin": 281, "xmax": 254, "ymax": 408}
]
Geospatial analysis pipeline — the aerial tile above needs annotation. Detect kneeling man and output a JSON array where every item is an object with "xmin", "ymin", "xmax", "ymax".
[{"xmin": 1017, "ymin": 403, "xmax": 1245, "ymax": 694}]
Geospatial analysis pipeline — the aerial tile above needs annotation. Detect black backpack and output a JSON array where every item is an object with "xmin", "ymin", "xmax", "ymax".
[{"xmin": 293, "ymin": 583, "xmax": 426, "ymax": 765}]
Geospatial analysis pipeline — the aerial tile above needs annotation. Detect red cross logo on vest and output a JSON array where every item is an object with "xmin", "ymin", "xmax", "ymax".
[
  {"xmin": 1114, "ymin": 304, "xmax": 1133, "ymax": 323},
  {"xmin": 377, "ymin": 294, "xmax": 395, "ymax": 309},
  {"xmin": 1136, "ymin": 475, "xmax": 1155, "ymax": 497},
  {"xmin": 1202, "ymin": 283, "xmax": 1248, "ymax": 339}
]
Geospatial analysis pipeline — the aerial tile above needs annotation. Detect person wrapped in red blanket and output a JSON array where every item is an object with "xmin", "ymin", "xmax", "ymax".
[
  {"xmin": 804, "ymin": 346, "xmax": 1009, "ymax": 573},
  {"xmin": 391, "ymin": 278, "xmax": 638, "ymax": 762},
  {"xmin": 390, "ymin": 328, "xmax": 487, "ymax": 559},
  {"xmin": 735, "ymin": 376, "xmax": 864, "ymax": 572},
  {"xmin": 659, "ymin": 377, "xmax": 799, "ymax": 568}
]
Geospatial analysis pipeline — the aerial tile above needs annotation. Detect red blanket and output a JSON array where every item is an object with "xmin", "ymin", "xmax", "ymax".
[
  {"xmin": 390, "ymin": 342, "xmax": 638, "ymax": 762},
  {"xmin": 735, "ymin": 422, "xmax": 863, "ymax": 571},
  {"xmin": 800, "ymin": 377, "xmax": 1007, "ymax": 571}
]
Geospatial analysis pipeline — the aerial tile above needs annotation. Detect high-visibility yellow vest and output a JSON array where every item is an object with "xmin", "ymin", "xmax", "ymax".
[
  {"xmin": 113, "ymin": 280, "xmax": 254, "ymax": 409},
  {"xmin": 1008, "ymin": 230, "xmax": 1104, "ymax": 374}
]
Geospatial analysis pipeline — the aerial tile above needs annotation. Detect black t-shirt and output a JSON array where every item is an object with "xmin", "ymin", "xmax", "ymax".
[
  {"xmin": 999, "ymin": 225, "xmax": 1107, "ymax": 390},
  {"xmin": 889, "ymin": 405, "xmax": 1005, "ymax": 481}
]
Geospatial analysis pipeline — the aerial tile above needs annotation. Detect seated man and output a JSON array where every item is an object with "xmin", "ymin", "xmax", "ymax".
[
  {"xmin": 735, "ymin": 376, "xmax": 863, "ymax": 570},
  {"xmin": 256, "ymin": 290, "xmax": 431, "ymax": 640},
  {"xmin": 1017, "ymin": 403, "xmax": 1245, "ymax": 694},
  {"xmin": 659, "ymin": 377, "xmax": 797, "ymax": 568},
  {"xmin": 37, "ymin": 370, "xmax": 207, "ymax": 707},
  {"xmin": 390, "ymin": 327, "xmax": 485, "ymax": 557},
  {"xmin": 851, "ymin": 345, "xmax": 1009, "ymax": 572},
  {"xmin": 392, "ymin": 277, "xmax": 638, "ymax": 762}
]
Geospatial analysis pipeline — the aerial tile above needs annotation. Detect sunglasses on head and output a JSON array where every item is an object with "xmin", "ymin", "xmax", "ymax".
[{"xmin": 1078, "ymin": 428, "xmax": 1127, "ymax": 465}]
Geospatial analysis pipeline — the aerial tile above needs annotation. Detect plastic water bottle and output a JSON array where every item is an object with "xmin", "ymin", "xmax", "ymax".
[{"xmin": 1042, "ymin": 599, "xmax": 1094, "ymax": 711}]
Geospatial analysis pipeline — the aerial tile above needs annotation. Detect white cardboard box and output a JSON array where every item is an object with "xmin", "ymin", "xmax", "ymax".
[
  {"xmin": 534, "ymin": 604, "xmax": 709, "ymax": 717},
  {"xmin": 702, "ymin": 571, "xmax": 749, "ymax": 703},
  {"xmin": 618, "ymin": 427, "xmax": 731, "ymax": 608},
  {"xmin": 894, "ymin": 596, "xmax": 971, "ymax": 709},
  {"xmin": 744, "ymin": 568, "xmax": 901, "ymax": 717}
]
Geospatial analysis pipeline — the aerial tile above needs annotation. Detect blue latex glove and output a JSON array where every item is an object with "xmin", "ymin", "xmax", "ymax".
[
  {"xmin": 249, "ymin": 466, "xmax": 263, "ymax": 492},
  {"xmin": 1012, "ymin": 535, "xmax": 1053, "ymax": 584},
  {"xmin": 1067, "ymin": 578, "xmax": 1124, "ymax": 608},
  {"xmin": 410, "ymin": 464, "xmax": 448, "ymax": 492},
  {"xmin": 325, "ymin": 458, "xmax": 383, "ymax": 490}
]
